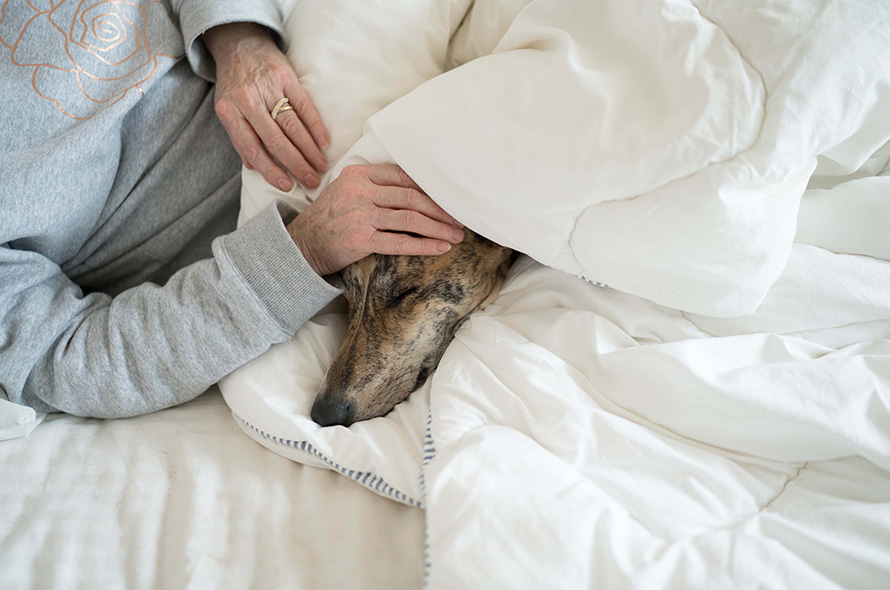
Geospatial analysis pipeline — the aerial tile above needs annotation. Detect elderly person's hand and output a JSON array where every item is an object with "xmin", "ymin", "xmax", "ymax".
[
  {"xmin": 201, "ymin": 26, "xmax": 462, "ymax": 276},
  {"xmin": 203, "ymin": 23, "xmax": 329, "ymax": 192},
  {"xmin": 287, "ymin": 165, "xmax": 465, "ymax": 276}
]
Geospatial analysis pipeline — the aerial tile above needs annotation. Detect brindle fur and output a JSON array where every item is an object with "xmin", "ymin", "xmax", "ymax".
[{"xmin": 311, "ymin": 230, "xmax": 516, "ymax": 426}]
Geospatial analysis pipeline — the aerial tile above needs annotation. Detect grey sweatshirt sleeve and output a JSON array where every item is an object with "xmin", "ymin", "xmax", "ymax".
[
  {"xmin": 1, "ymin": 202, "xmax": 340, "ymax": 419},
  {"xmin": 173, "ymin": 0, "xmax": 289, "ymax": 81}
]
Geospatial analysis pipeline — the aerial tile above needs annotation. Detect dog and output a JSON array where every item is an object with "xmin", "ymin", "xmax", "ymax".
[{"xmin": 310, "ymin": 229, "xmax": 516, "ymax": 427}]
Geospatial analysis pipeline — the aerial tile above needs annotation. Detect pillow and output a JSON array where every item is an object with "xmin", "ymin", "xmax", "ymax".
[
  {"xmin": 221, "ymin": 300, "xmax": 431, "ymax": 503},
  {"xmin": 238, "ymin": 0, "xmax": 473, "ymax": 224},
  {"xmin": 0, "ymin": 396, "xmax": 44, "ymax": 442}
]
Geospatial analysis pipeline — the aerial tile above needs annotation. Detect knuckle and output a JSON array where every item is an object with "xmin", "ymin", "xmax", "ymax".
[
  {"xmin": 265, "ymin": 132, "xmax": 289, "ymax": 151},
  {"xmin": 272, "ymin": 64, "xmax": 293, "ymax": 80},
  {"xmin": 293, "ymin": 162, "xmax": 314, "ymax": 180},
  {"xmin": 291, "ymin": 157, "xmax": 311, "ymax": 173},
  {"xmin": 341, "ymin": 183, "xmax": 362, "ymax": 200},
  {"xmin": 403, "ymin": 210, "xmax": 420, "ymax": 229},
  {"xmin": 279, "ymin": 112, "xmax": 301, "ymax": 134},
  {"xmin": 241, "ymin": 143, "xmax": 262, "ymax": 164},
  {"xmin": 232, "ymin": 88, "xmax": 254, "ymax": 106},
  {"xmin": 342, "ymin": 164, "xmax": 368, "ymax": 178},
  {"xmin": 308, "ymin": 121, "xmax": 326, "ymax": 136},
  {"xmin": 394, "ymin": 234, "xmax": 411, "ymax": 251},
  {"xmin": 403, "ymin": 188, "xmax": 419, "ymax": 207},
  {"xmin": 216, "ymin": 104, "xmax": 240, "ymax": 126},
  {"xmin": 214, "ymin": 100, "xmax": 231, "ymax": 118},
  {"xmin": 275, "ymin": 108, "xmax": 294, "ymax": 125},
  {"xmin": 292, "ymin": 93, "xmax": 312, "ymax": 113}
]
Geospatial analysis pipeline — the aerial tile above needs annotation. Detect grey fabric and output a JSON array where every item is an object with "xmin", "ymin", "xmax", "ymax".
[{"xmin": 0, "ymin": 0, "xmax": 340, "ymax": 418}]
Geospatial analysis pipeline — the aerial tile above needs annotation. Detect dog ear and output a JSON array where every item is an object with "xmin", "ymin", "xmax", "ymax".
[{"xmin": 478, "ymin": 250, "xmax": 517, "ymax": 310}]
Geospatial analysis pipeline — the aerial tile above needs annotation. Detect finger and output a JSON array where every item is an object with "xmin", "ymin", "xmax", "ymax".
[
  {"xmin": 227, "ymin": 114, "xmax": 293, "ymax": 191},
  {"xmin": 275, "ymin": 108, "xmax": 328, "ymax": 173},
  {"xmin": 286, "ymin": 81, "xmax": 330, "ymax": 149},
  {"xmin": 249, "ymin": 108, "xmax": 320, "ymax": 189},
  {"xmin": 369, "ymin": 232, "xmax": 453, "ymax": 257},
  {"xmin": 365, "ymin": 164, "xmax": 424, "ymax": 191},
  {"xmin": 377, "ymin": 209, "xmax": 465, "ymax": 244},
  {"xmin": 371, "ymin": 185, "xmax": 464, "ymax": 228}
]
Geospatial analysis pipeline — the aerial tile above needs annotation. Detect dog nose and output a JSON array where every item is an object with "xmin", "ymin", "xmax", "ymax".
[{"xmin": 310, "ymin": 397, "xmax": 353, "ymax": 427}]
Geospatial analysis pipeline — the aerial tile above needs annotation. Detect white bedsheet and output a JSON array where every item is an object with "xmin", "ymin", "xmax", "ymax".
[
  {"xmin": 0, "ymin": 389, "xmax": 424, "ymax": 589},
  {"xmin": 225, "ymin": 0, "xmax": 890, "ymax": 587}
]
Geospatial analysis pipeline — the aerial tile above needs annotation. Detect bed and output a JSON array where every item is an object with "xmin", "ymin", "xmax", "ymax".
[
  {"xmin": 3, "ymin": 0, "xmax": 890, "ymax": 588},
  {"xmin": 0, "ymin": 388, "xmax": 424, "ymax": 589}
]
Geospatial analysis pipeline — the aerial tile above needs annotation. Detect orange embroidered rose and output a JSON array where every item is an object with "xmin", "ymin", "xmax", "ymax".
[{"xmin": 0, "ymin": 0, "xmax": 182, "ymax": 119}]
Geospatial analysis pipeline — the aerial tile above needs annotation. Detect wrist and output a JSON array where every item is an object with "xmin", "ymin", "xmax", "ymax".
[
  {"xmin": 203, "ymin": 22, "xmax": 276, "ymax": 68},
  {"xmin": 286, "ymin": 217, "xmax": 324, "ymax": 276}
]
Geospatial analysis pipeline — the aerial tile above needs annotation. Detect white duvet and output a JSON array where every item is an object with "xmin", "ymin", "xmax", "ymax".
[{"xmin": 225, "ymin": 0, "xmax": 890, "ymax": 587}]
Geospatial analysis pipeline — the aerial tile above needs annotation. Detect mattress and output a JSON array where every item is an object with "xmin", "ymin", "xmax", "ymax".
[{"xmin": 0, "ymin": 388, "xmax": 424, "ymax": 590}]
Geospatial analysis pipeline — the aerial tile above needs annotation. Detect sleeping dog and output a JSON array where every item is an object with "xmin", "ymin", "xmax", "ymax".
[{"xmin": 311, "ymin": 229, "xmax": 516, "ymax": 427}]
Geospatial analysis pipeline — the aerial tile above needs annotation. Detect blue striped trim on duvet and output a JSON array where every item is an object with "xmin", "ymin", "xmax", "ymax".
[
  {"xmin": 577, "ymin": 274, "xmax": 610, "ymax": 288},
  {"xmin": 419, "ymin": 410, "xmax": 437, "ymax": 588},
  {"xmin": 237, "ymin": 417, "xmax": 423, "ymax": 508}
]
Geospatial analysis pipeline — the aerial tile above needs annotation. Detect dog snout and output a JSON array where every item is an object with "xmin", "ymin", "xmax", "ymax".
[{"xmin": 310, "ymin": 396, "xmax": 354, "ymax": 427}]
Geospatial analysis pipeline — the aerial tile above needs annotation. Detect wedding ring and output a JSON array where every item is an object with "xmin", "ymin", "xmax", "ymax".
[{"xmin": 271, "ymin": 97, "xmax": 294, "ymax": 121}]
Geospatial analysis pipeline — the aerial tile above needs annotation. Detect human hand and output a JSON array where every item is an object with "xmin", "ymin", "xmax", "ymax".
[
  {"xmin": 287, "ymin": 165, "xmax": 465, "ymax": 276},
  {"xmin": 203, "ymin": 23, "xmax": 330, "ymax": 192}
]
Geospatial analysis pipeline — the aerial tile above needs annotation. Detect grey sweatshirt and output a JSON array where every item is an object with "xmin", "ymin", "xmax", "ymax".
[{"xmin": 0, "ymin": 0, "xmax": 340, "ymax": 418}]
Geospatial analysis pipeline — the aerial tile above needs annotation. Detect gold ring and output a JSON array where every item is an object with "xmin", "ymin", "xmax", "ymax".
[{"xmin": 271, "ymin": 97, "xmax": 294, "ymax": 121}]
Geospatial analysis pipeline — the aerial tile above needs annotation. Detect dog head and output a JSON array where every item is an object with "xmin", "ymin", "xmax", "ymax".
[{"xmin": 310, "ymin": 230, "xmax": 515, "ymax": 426}]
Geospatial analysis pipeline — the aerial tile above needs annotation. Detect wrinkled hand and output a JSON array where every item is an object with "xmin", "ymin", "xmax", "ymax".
[
  {"xmin": 287, "ymin": 165, "xmax": 465, "ymax": 276},
  {"xmin": 203, "ymin": 23, "xmax": 329, "ymax": 191}
]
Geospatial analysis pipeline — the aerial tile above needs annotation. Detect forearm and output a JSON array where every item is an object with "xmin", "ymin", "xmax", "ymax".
[
  {"xmin": 22, "ymin": 256, "xmax": 278, "ymax": 418},
  {"xmin": 3, "ymin": 204, "xmax": 340, "ymax": 418}
]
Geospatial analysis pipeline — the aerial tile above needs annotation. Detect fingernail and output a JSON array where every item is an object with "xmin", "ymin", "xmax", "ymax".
[
  {"xmin": 313, "ymin": 156, "xmax": 327, "ymax": 171},
  {"xmin": 304, "ymin": 174, "xmax": 319, "ymax": 188},
  {"xmin": 278, "ymin": 178, "xmax": 293, "ymax": 191},
  {"xmin": 451, "ymin": 229, "xmax": 464, "ymax": 242},
  {"xmin": 437, "ymin": 242, "xmax": 452, "ymax": 253},
  {"xmin": 321, "ymin": 135, "xmax": 330, "ymax": 149}
]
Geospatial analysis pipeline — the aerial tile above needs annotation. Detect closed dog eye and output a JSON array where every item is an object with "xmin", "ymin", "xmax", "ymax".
[{"xmin": 386, "ymin": 287, "xmax": 419, "ymax": 309}]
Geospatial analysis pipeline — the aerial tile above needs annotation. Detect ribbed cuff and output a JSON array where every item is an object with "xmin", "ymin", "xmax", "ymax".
[
  {"xmin": 220, "ymin": 201, "xmax": 341, "ymax": 335},
  {"xmin": 177, "ymin": 0, "xmax": 287, "ymax": 81}
]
